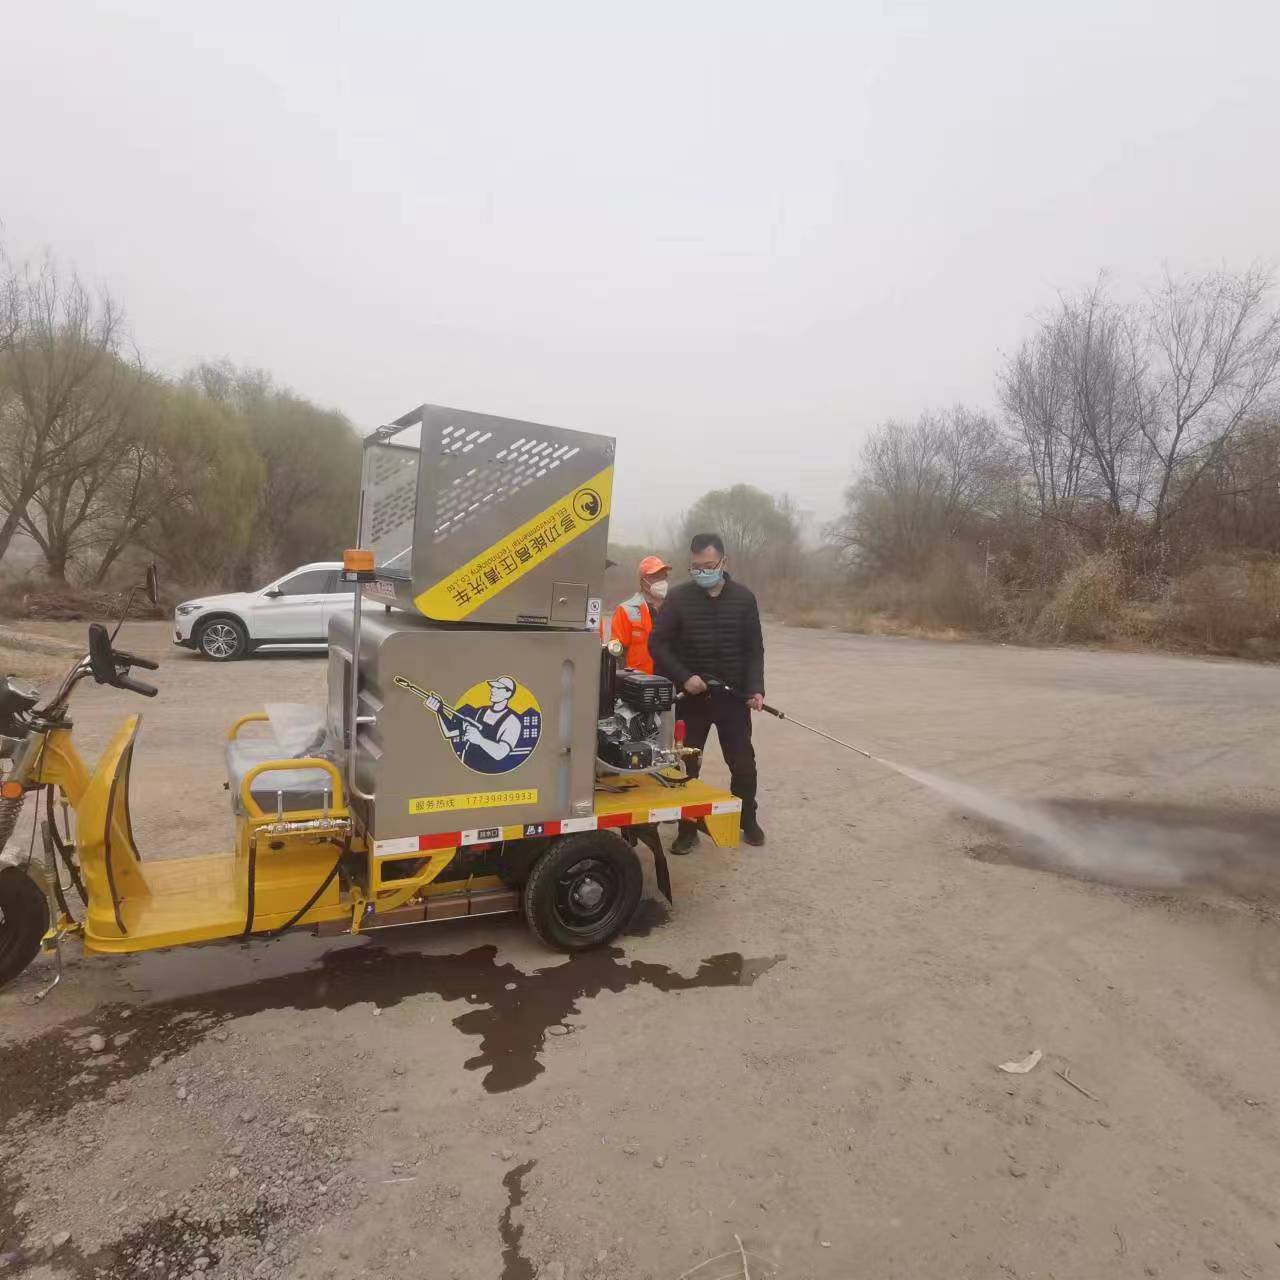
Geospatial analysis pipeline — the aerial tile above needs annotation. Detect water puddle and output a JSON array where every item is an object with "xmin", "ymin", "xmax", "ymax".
[
  {"xmin": 499, "ymin": 1160, "xmax": 537, "ymax": 1280},
  {"xmin": 0, "ymin": 940, "xmax": 783, "ymax": 1121}
]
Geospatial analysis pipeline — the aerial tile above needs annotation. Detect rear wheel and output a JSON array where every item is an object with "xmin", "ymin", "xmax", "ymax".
[
  {"xmin": 198, "ymin": 617, "xmax": 247, "ymax": 661},
  {"xmin": 523, "ymin": 831, "xmax": 643, "ymax": 951},
  {"xmin": 0, "ymin": 867, "xmax": 50, "ymax": 990}
]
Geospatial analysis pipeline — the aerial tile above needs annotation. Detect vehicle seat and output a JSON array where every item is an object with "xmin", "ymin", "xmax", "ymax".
[{"xmin": 225, "ymin": 704, "xmax": 339, "ymax": 817}]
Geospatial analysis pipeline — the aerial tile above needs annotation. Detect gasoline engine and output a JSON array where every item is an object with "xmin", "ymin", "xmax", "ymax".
[{"xmin": 595, "ymin": 643, "xmax": 685, "ymax": 777}]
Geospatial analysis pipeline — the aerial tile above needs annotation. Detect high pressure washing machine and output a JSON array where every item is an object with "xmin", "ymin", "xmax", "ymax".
[{"xmin": 320, "ymin": 403, "xmax": 743, "ymax": 948}]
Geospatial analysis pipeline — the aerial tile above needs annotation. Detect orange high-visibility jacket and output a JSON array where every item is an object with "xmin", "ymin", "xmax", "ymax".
[{"xmin": 610, "ymin": 593, "xmax": 656, "ymax": 673}]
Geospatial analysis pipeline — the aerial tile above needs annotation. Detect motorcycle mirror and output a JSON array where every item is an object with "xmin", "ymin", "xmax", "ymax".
[
  {"xmin": 88, "ymin": 623, "xmax": 117, "ymax": 684},
  {"xmin": 145, "ymin": 563, "xmax": 160, "ymax": 607}
]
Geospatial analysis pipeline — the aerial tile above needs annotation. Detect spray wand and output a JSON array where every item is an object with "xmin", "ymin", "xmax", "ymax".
[{"xmin": 691, "ymin": 678, "xmax": 877, "ymax": 761}]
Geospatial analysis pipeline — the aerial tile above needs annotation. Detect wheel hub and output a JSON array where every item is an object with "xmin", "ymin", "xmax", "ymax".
[
  {"xmin": 553, "ymin": 856, "xmax": 620, "ymax": 930},
  {"xmin": 573, "ymin": 877, "xmax": 605, "ymax": 911},
  {"xmin": 205, "ymin": 624, "xmax": 238, "ymax": 657}
]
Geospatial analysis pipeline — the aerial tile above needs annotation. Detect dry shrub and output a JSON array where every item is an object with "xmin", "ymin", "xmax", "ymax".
[
  {"xmin": 0, "ymin": 579, "xmax": 166, "ymax": 622},
  {"xmin": 1033, "ymin": 552, "xmax": 1127, "ymax": 642},
  {"xmin": 775, "ymin": 555, "xmax": 997, "ymax": 638},
  {"xmin": 1157, "ymin": 557, "xmax": 1280, "ymax": 656},
  {"xmin": 911, "ymin": 555, "xmax": 999, "ymax": 630}
]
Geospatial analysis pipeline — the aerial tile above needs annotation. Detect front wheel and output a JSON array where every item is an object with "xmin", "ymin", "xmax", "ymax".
[
  {"xmin": 0, "ymin": 867, "xmax": 50, "ymax": 990},
  {"xmin": 523, "ymin": 831, "xmax": 643, "ymax": 952},
  {"xmin": 197, "ymin": 617, "xmax": 248, "ymax": 661}
]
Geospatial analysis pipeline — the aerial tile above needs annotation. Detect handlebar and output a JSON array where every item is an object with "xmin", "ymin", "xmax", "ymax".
[
  {"xmin": 116, "ymin": 674, "xmax": 159, "ymax": 698},
  {"xmin": 114, "ymin": 650, "xmax": 159, "ymax": 672},
  {"xmin": 86, "ymin": 623, "xmax": 160, "ymax": 698}
]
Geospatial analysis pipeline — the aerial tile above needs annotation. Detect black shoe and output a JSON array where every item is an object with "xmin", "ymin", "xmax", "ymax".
[
  {"xmin": 669, "ymin": 828, "xmax": 699, "ymax": 856},
  {"xmin": 742, "ymin": 820, "xmax": 766, "ymax": 847}
]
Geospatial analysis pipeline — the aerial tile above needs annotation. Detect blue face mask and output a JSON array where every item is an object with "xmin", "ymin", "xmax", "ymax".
[{"xmin": 691, "ymin": 566, "xmax": 724, "ymax": 591}]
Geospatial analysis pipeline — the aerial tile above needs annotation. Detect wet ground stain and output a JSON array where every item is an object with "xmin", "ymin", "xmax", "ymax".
[
  {"xmin": 966, "ymin": 798, "xmax": 1280, "ymax": 901},
  {"xmin": 622, "ymin": 897, "xmax": 671, "ymax": 937},
  {"xmin": 499, "ymin": 1159, "xmax": 537, "ymax": 1280},
  {"xmin": 0, "ymin": 1176, "xmax": 273, "ymax": 1278},
  {"xmin": 0, "ymin": 939, "xmax": 784, "ymax": 1122}
]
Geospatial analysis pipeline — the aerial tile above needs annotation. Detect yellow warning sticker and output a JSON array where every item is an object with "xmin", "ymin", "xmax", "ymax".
[
  {"xmin": 408, "ymin": 788, "xmax": 539, "ymax": 816},
  {"xmin": 414, "ymin": 465, "xmax": 614, "ymax": 621}
]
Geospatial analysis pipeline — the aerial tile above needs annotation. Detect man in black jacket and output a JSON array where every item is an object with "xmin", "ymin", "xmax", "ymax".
[{"xmin": 649, "ymin": 532, "xmax": 767, "ymax": 852}]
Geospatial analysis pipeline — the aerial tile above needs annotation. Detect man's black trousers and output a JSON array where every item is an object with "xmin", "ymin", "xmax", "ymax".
[{"xmin": 678, "ymin": 690, "xmax": 757, "ymax": 833}]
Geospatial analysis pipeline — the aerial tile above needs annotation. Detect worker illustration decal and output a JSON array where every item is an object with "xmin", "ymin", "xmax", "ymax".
[{"xmin": 394, "ymin": 674, "xmax": 542, "ymax": 775}]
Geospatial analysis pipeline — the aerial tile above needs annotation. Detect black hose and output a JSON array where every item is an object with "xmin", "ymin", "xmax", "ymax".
[
  {"xmin": 46, "ymin": 786, "xmax": 87, "ymax": 904},
  {"xmin": 262, "ymin": 854, "xmax": 343, "ymax": 939},
  {"xmin": 243, "ymin": 840, "xmax": 345, "ymax": 941},
  {"xmin": 102, "ymin": 766, "xmax": 127, "ymax": 935},
  {"xmin": 240, "ymin": 839, "xmax": 258, "ymax": 940},
  {"xmin": 44, "ymin": 807, "xmax": 74, "ymax": 924}
]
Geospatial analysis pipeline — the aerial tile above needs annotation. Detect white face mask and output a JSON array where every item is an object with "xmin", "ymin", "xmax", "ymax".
[{"xmin": 645, "ymin": 579, "xmax": 669, "ymax": 601}]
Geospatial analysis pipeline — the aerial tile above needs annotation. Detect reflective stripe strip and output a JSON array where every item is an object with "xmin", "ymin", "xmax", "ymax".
[
  {"xmin": 648, "ymin": 806, "xmax": 682, "ymax": 823},
  {"xmin": 372, "ymin": 836, "xmax": 420, "ymax": 857},
  {"xmin": 418, "ymin": 832, "xmax": 458, "ymax": 851},
  {"xmin": 374, "ymin": 797, "xmax": 739, "ymax": 855}
]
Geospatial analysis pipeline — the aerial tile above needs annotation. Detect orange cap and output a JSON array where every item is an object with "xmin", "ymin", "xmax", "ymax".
[
  {"xmin": 638, "ymin": 555, "xmax": 672, "ymax": 577},
  {"xmin": 343, "ymin": 548, "xmax": 375, "ymax": 573}
]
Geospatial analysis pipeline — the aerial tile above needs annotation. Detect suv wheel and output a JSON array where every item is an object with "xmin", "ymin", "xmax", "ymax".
[{"xmin": 197, "ymin": 617, "xmax": 248, "ymax": 661}]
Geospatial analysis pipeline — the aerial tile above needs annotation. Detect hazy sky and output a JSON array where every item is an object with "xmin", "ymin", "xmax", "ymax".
[{"xmin": 3, "ymin": 1, "xmax": 1278, "ymax": 542}]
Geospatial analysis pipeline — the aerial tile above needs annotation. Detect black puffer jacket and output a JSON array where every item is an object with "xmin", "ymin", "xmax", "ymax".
[{"xmin": 649, "ymin": 575, "xmax": 765, "ymax": 695}]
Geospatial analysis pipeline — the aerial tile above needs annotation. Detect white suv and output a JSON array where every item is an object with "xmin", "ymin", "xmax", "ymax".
[{"xmin": 173, "ymin": 562, "xmax": 354, "ymax": 661}]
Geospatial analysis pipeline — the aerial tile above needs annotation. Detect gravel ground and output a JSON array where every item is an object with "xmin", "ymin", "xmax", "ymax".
[{"xmin": 3, "ymin": 620, "xmax": 1280, "ymax": 1279}]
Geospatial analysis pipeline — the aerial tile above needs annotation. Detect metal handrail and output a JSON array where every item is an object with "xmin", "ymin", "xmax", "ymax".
[{"xmin": 239, "ymin": 757, "xmax": 346, "ymax": 821}]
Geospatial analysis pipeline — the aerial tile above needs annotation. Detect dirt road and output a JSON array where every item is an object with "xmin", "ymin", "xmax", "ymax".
[{"xmin": 3, "ymin": 622, "xmax": 1279, "ymax": 1279}]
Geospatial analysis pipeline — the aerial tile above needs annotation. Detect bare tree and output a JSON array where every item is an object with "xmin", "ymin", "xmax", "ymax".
[
  {"xmin": 680, "ymin": 484, "xmax": 800, "ymax": 585},
  {"xmin": 1063, "ymin": 283, "xmax": 1151, "ymax": 517},
  {"xmin": 0, "ymin": 258, "xmax": 124, "ymax": 567},
  {"xmin": 831, "ymin": 407, "xmax": 1008, "ymax": 576},
  {"xmin": 18, "ymin": 353, "xmax": 149, "ymax": 580},
  {"xmin": 0, "ymin": 257, "xmax": 20, "ymax": 355},
  {"xmin": 1001, "ymin": 279, "xmax": 1151, "ymax": 521},
  {"xmin": 1142, "ymin": 265, "xmax": 1280, "ymax": 535},
  {"xmin": 1001, "ymin": 319, "xmax": 1087, "ymax": 515}
]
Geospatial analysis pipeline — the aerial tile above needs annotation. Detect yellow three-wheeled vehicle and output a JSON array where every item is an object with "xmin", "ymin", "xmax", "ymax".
[{"xmin": 0, "ymin": 572, "xmax": 741, "ymax": 995}]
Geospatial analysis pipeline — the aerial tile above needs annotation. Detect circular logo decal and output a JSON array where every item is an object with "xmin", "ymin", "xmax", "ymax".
[
  {"xmin": 433, "ymin": 676, "xmax": 542, "ymax": 776},
  {"xmin": 572, "ymin": 487, "xmax": 602, "ymax": 522}
]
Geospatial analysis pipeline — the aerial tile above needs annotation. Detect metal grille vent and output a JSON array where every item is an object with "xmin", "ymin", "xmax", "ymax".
[
  {"xmin": 365, "ymin": 447, "xmax": 419, "ymax": 570},
  {"xmin": 432, "ymin": 432, "xmax": 582, "ymax": 543}
]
